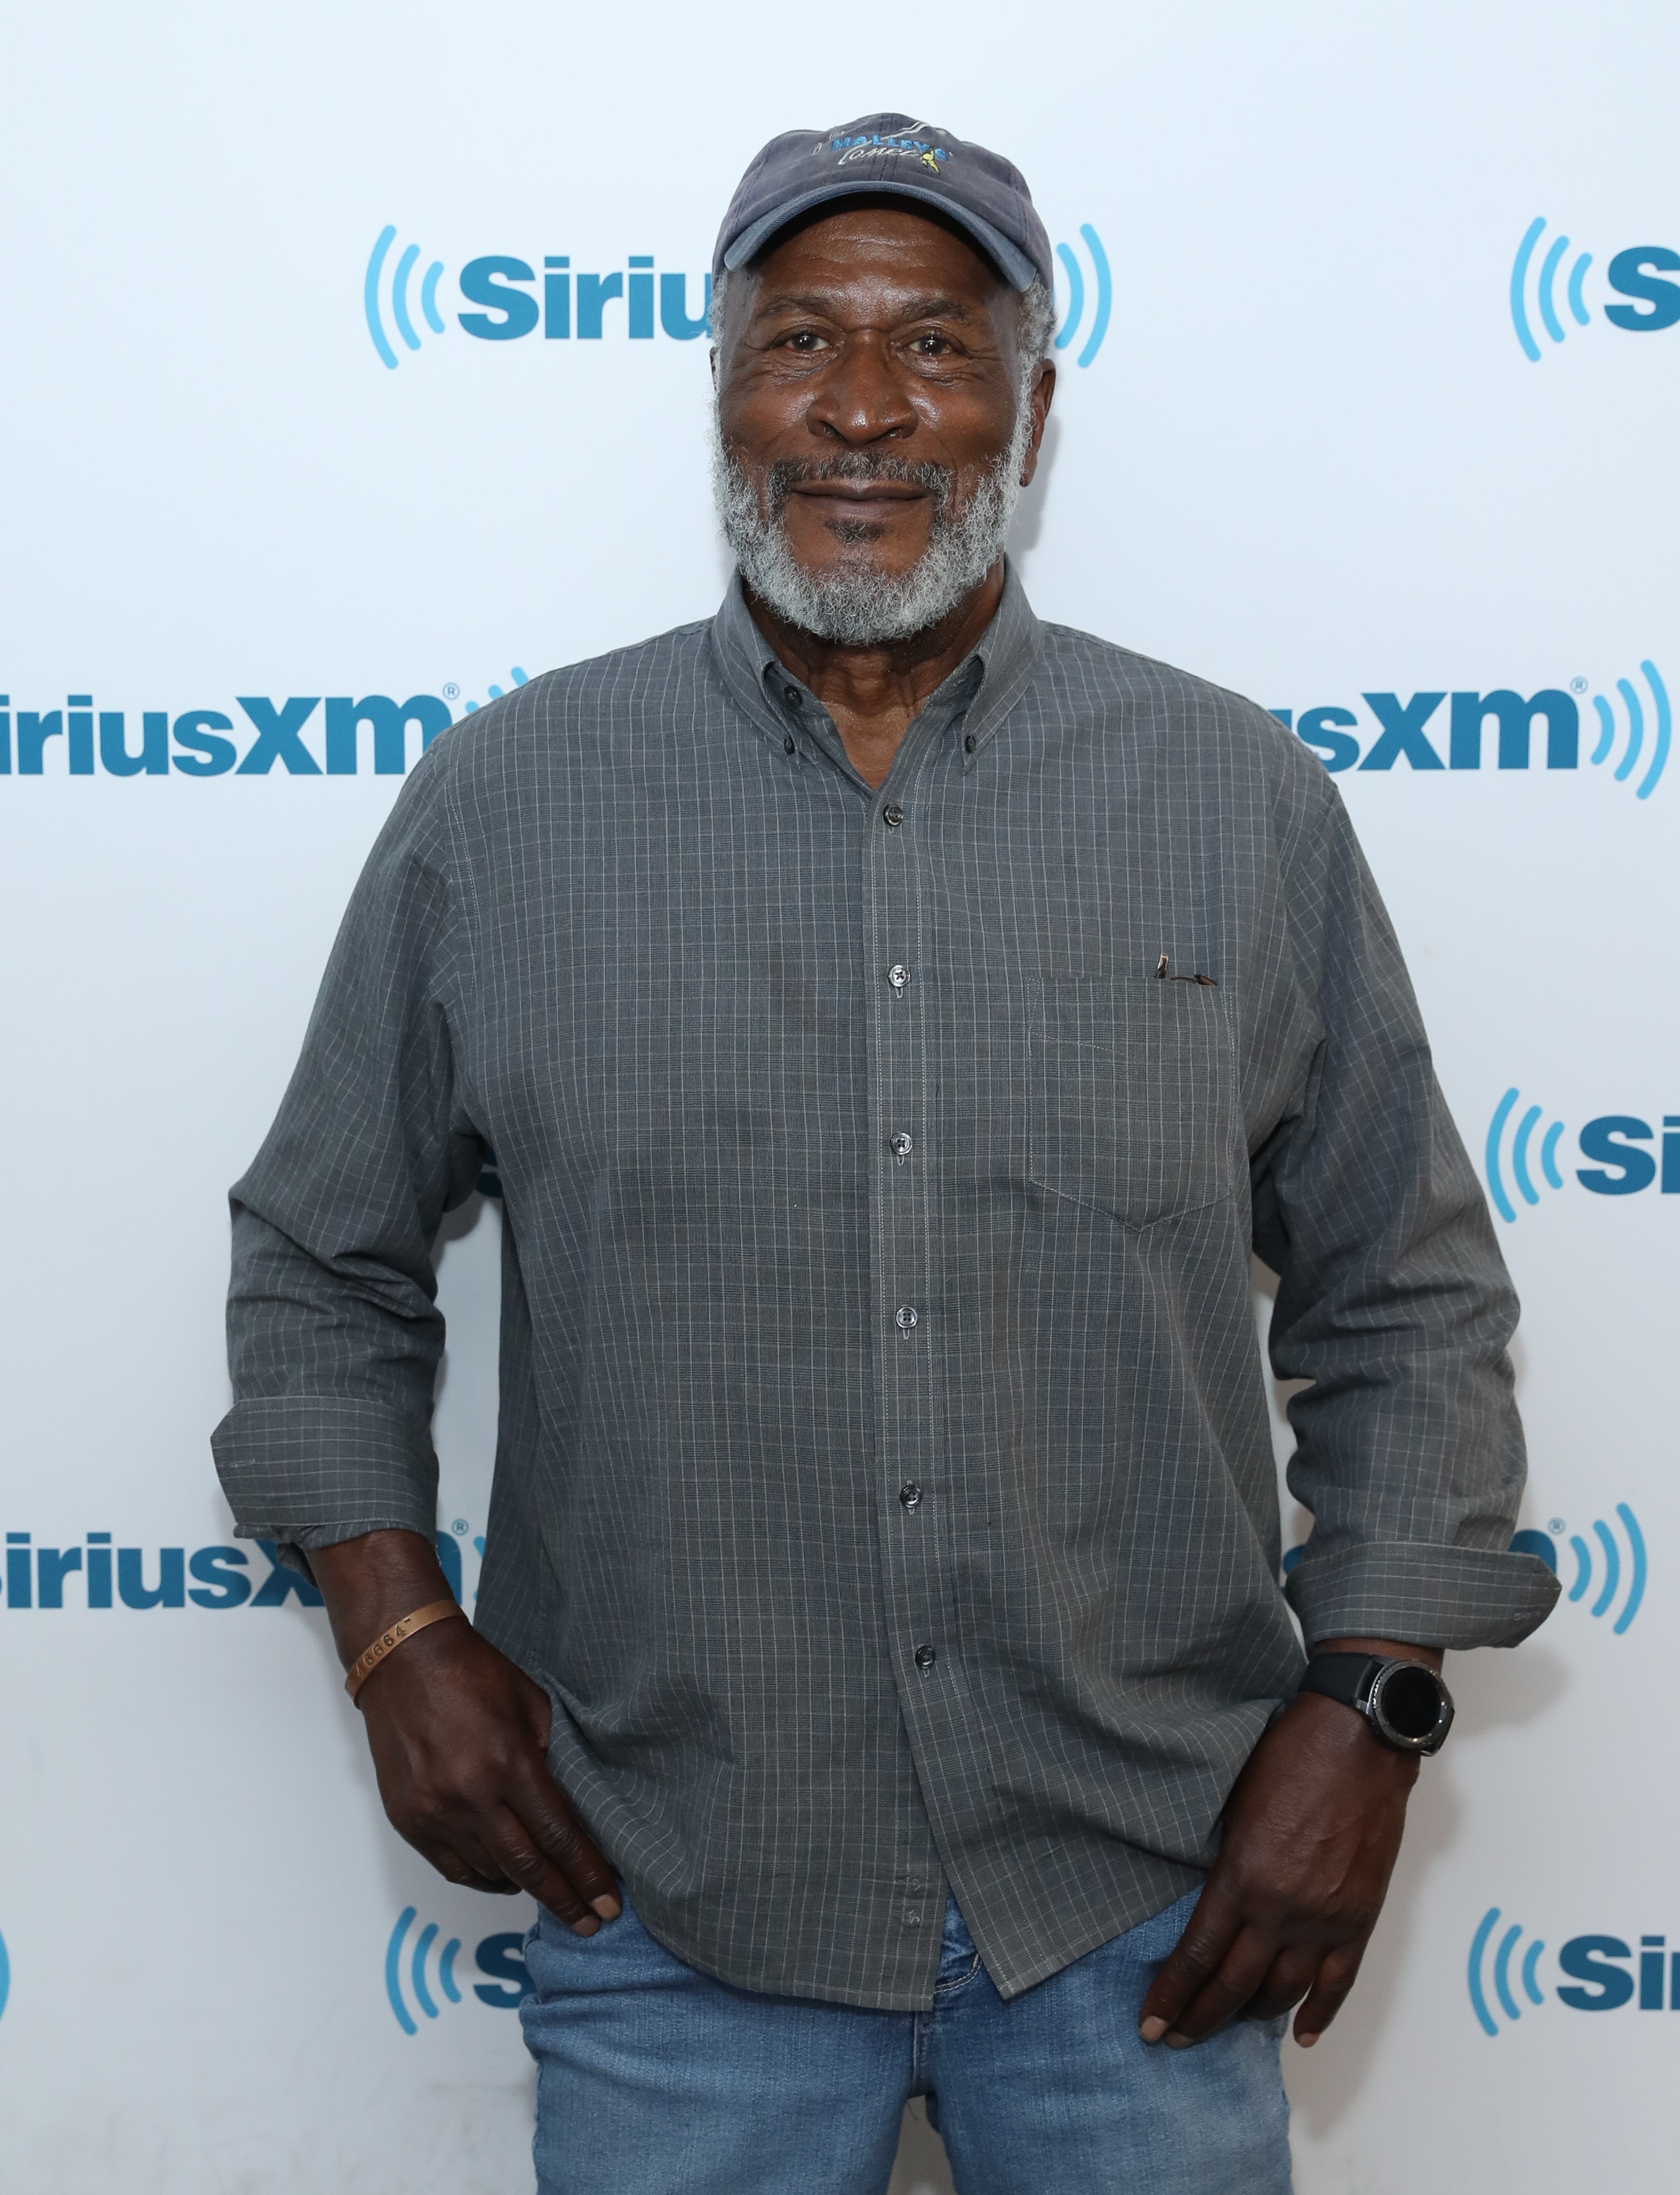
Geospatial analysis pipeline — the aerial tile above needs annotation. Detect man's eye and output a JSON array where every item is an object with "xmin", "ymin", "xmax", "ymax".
[
  {"xmin": 785, "ymin": 330, "xmax": 830, "ymax": 353},
  {"xmin": 911, "ymin": 334, "xmax": 953, "ymax": 356}
]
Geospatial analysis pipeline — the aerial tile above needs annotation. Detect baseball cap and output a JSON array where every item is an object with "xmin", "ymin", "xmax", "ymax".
[{"xmin": 713, "ymin": 111, "xmax": 1054, "ymax": 294}]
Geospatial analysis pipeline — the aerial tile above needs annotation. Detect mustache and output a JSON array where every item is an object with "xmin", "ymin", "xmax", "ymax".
[{"xmin": 760, "ymin": 451, "xmax": 953, "ymax": 522}]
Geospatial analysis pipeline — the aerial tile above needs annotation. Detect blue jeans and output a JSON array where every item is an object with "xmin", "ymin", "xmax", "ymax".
[{"xmin": 521, "ymin": 1886, "xmax": 1291, "ymax": 2194}]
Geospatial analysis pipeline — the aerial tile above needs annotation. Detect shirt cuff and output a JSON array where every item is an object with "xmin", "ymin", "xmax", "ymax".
[
  {"xmin": 1286, "ymin": 1539, "xmax": 1561, "ymax": 1650},
  {"xmin": 211, "ymin": 1395, "xmax": 439, "ymax": 1550}
]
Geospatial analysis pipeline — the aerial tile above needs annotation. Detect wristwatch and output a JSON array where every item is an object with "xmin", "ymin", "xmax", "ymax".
[{"xmin": 1295, "ymin": 1653, "xmax": 1455, "ymax": 1756}]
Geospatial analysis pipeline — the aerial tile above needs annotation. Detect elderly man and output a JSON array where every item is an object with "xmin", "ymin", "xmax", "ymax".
[{"xmin": 215, "ymin": 114, "xmax": 1556, "ymax": 2194}]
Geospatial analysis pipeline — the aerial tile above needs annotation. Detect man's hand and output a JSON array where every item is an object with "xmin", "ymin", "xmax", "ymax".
[
  {"xmin": 1138, "ymin": 1637, "xmax": 1441, "ymax": 2051},
  {"xmin": 310, "ymin": 1529, "xmax": 621, "ymax": 1935}
]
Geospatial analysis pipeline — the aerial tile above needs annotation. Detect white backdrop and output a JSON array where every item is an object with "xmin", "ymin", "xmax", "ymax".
[{"xmin": 2, "ymin": 4, "xmax": 1676, "ymax": 2189}]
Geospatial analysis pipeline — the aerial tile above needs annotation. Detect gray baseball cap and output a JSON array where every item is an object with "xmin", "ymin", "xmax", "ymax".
[{"xmin": 713, "ymin": 111, "xmax": 1054, "ymax": 294}]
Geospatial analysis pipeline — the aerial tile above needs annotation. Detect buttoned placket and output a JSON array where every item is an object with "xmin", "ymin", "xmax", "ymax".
[
  {"xmin": 758, "ymin": 646, "xmax": 985, "ymax": 1991},
  {"xmin": 858, "ymin": 674, "xmax": 991, "ymax": 1970}
]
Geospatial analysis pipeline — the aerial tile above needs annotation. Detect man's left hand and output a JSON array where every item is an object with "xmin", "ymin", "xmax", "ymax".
[{"xmin": 1137, "ymin": 1637, "xmax": 1441, "ymax": 2051}]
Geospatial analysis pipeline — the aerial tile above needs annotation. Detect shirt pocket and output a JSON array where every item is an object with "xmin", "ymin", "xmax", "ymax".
[{"xmin": 1028, "ymin": 975, "xmax": 1237, "ymax": 1228}]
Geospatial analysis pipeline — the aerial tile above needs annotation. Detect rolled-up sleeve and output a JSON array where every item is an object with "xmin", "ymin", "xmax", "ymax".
[
  {"xmin": 1251, "ymin": 773, "xmax": 1560, "ymax": 1651},
  {"xmin": 211, "ymin": 757, "xmax": 482, "ymax": 1564}
]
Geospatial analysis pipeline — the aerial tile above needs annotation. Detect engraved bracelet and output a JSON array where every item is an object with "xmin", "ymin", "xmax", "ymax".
[{"xmin": 343, "ymin": 1599, "xmax": 464, "ymax": 1704}]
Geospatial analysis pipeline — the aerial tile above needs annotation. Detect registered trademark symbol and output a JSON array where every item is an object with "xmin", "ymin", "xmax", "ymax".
[
  {"xmin": 452, "ymin": 1517, "xmax": 469, "ymax": 1534},
  {"xmin": 1549, "ymin": 1517, "xmax": 1565, "ymax": 1534},
  {"xmin": 443, "ymin": 682, "xmax": 460, "ymax": 701},
  {"xmin": 1570, "ymin": 677, "xmax": 1588, "ymax": 694}
]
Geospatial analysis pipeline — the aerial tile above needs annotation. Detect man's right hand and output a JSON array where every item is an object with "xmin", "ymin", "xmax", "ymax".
[{"xmin": 308, "ymin": 1528, "xmax": 621, "ymax": 1935}]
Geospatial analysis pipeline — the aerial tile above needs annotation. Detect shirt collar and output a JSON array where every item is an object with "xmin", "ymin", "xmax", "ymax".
[{"xmin": 708, "ymin": 558, "xmax": 1043, "ymax": 764}]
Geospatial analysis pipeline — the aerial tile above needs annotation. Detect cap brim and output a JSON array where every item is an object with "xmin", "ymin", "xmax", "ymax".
[{"xmin": 723, "ymin": 179, "xmax": 1039, "ymax": 291}]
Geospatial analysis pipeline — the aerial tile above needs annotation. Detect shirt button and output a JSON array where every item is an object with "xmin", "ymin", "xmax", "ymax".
[
  {"xmin": 964, "ymin": 733, "xmax": 976, "ymax": 754},
  {"xmin": 899, "ymin": 1481, "xmax": 922, "ymax": 1510},
  {"xmin": 896, "ymin": 1304, "xmax": 918, "ymax": 1333},
  {"xmin": 783, "ymin": 686, "xmax": 803, "ymax": 707},
  {"xmin": 915, "ymin": 1643, "xmax": 937, "ymax": 1673},
  {"xmin": 888, "ymin": 963, "xmax": 910, "ymax": 994},
  {"xmin": 882, "ymin": 803, "xmax": 904, "ymax": 829},
  {"xmin": 889, "ymin": 1130, "xmax": 914, "ymax": 1163},
  {"xmin": 904, "ymin": 1910, "xmax": 923, "ymax": 1928},
  {"xmin": 783, "ymin": 735, "xmax": 795, "ymax": 754}
]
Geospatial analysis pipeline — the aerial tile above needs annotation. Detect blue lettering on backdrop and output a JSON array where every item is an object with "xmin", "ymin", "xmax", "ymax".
[
  {"xmin": 325, "ymin": 695, "xmax": 451, "ymax": 775},
  {"xmin": 1359, "ymin": 691, "xmax": 1447, "ymax": 770},
  {"xmin": 1448, "ymin": 690, "xmax": 1579, "ymax": 770},
  {"xmin": 235, "ymin": 697, "xmax": 323, "ymax": 775},
  {"xmin": 1576, "ymin": 1116, "xmax": 1658, "ymax": 1195},
  {"xmin": 1605, "ymin": 247, "xmax": 1680, "ymax": 331},
  {"xmin": 472, "ymin": 1935, "xmax": 536, "ymax": 2008},
  {"xmin": 1556, "ymin": 1937, "xmax": 1637, "ymax": 2011},
  {"xmin": 457, "ymin": 256, "xmax": 540, "ymax": 339},
  {"xmin": 172, "ymin": 710, "xmax": 238, "ymax": 776},
  {"xmin": 100, "ymin": 710, "xmax": 169, "ymax": 776}
]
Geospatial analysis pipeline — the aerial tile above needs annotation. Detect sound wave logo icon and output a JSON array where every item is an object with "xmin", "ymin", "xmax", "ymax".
[
  {"xmin": 1512, "ymin": 1507, "xmax": 1647, "ymax": 1634},
  {"xmin": 1586, "ymin": 661, "xmax": 1670, "ymax": 798},
  {"xmin": 1053, "ymin": 225, "xmax": 1111, "ymax": 369},
  {"xmin": 1510, "ymin": 217, "xmax": 1593, "ymax": 361},
  {"xmin": 1469, "ymin": 1907, "xmax": 1547, "ymax": 2035},
  {"xmin": 386, "ymin": 1906, "xmax": 463, "ymax": 2034},
  {"xmin": 1485, "ymin": 1087, "xmax": 1566, "ymax": 1223},
  {"xmin": 460, "ymin": 665, "xmax": 528, "ymax": 716},
  {"xmin": 366, "ymin": 227, "xmax": 447, "ymax": 370}
]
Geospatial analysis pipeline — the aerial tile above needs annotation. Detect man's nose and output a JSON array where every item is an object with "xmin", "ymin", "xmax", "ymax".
[{"xmin": 803, "ymin": 332, "xmax": 918, "ymax": 445}]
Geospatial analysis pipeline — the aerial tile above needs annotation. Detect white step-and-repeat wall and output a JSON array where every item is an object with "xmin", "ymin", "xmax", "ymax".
[{"xmin": 2, "ymin": 4, "xmax": 1673, "ymax": 2189}]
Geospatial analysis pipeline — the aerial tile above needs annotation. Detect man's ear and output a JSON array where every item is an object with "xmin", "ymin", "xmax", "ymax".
[{"xmin": 1019, "ymin": 361, "xmax": 1057, "ymax": 486}]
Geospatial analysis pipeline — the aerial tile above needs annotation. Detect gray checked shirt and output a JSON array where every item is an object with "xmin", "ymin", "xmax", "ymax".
[{"xmin": 213, "ymin": 565, "xmax": 1559, "ymax": 2010}]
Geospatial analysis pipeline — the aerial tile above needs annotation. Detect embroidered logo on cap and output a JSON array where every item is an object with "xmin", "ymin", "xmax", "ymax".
[{"xmin": 821, "ymin": 126, "xmax": 951, "ymax": 175}]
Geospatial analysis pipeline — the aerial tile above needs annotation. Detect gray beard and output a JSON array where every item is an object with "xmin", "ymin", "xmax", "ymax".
[{"xmin": 709, "ymin": 387, "xmax": 1035, "ymax": 647}]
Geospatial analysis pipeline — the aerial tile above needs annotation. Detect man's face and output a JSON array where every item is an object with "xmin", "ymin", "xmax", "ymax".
[{"xmin": 713, "ymin": 203, "xmax": 1052, "ymax": 639}]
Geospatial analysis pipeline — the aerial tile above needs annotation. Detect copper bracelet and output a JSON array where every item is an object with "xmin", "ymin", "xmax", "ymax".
[{"xmin": 344, "ymin": 1598, "xmax": 464, "ymax": 1703}]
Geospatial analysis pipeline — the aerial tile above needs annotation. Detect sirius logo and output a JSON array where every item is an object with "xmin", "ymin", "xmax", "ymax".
[
  {"xmin": 363, "ymin": 230, "xmax": 713, "ymax": 366},
  {"xmin": 1051, "ymin": 225, "xmax": 1111, "ymax": 369},
  {"xmin": 1510, "ymin": 217, "xmax": 1680, "ymax": 361},
  {"xmin": 1, "ymin": 1531, "xmax": 473, "ymax": 1610},
  {"xmin": 1469, "ymin": 1908, "xmax": 1680, "ymax": 2033},
  {"xmin": 1272, "ymin": 665, "xmax": 1670, "ymax": 796},
  {"xmin": 385, "ymin": 1907, "xmax": 533, "ymax": 2033},
  {"xmin": 1510, "ymin": 1507, "xmax": 1647, "ymax": 1635},
  {"xmin": 1485, "ymin": 1092, "xmax": 1680, "ymax": 1220}
]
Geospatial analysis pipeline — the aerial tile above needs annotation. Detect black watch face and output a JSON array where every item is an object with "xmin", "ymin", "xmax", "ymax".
[{"xmin": 1373, "ymin": 1662, "xmax": 1444, "ymax": 1742}]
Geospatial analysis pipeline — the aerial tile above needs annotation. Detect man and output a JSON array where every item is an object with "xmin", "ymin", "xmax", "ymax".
[{"xmin": 214, "ymin": 114, "xmax": 1558, "ymax": 2194}]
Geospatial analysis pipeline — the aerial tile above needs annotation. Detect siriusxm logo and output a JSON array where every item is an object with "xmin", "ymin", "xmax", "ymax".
[
  {"xmin": 1510, "ymin": 1507, "xmax": 1647, "ymax": 1635},
  {"xmin": 0, "ymin": 673, "xmax": 530, "ymax": 780},
  {"xmin": 1, "ymin": 1529, "xmax": 475, "ymax": 1608},
  {"xmin": 386, "ymin": 1907, "xmax": 532, "ymax": 2033},
  {"xmin": 365, "ymin": 228, "xmax": 714, "ymax": 367},
  {"xmin": 366, "ymin": 222, "xmax": 1111, "ymax": 369},
  {"xmin": 1486, "ymin": 1090, "xmax": 1680, "ymax": 1220},
  {"xmin": 1469, "ymin": 1907, "xmax": 1680, "ymax": 2034},
  {"xmin": 1272, "ymin": 663, "xmax": 1670, "ymax": 798},
  {"xmin": 1511, "ymin": 217, "xmax": 1680, "ymax": 361}
]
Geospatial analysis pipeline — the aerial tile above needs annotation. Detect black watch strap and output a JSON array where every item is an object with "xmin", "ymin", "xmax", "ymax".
[
  {"xmin": 1297, "ymin": 1653, "xmax": 1381, "ymax": 1713},
  {"xmin": 1297, "ymin": 1652, "xmax": 1455, "ymax": 1755}
]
